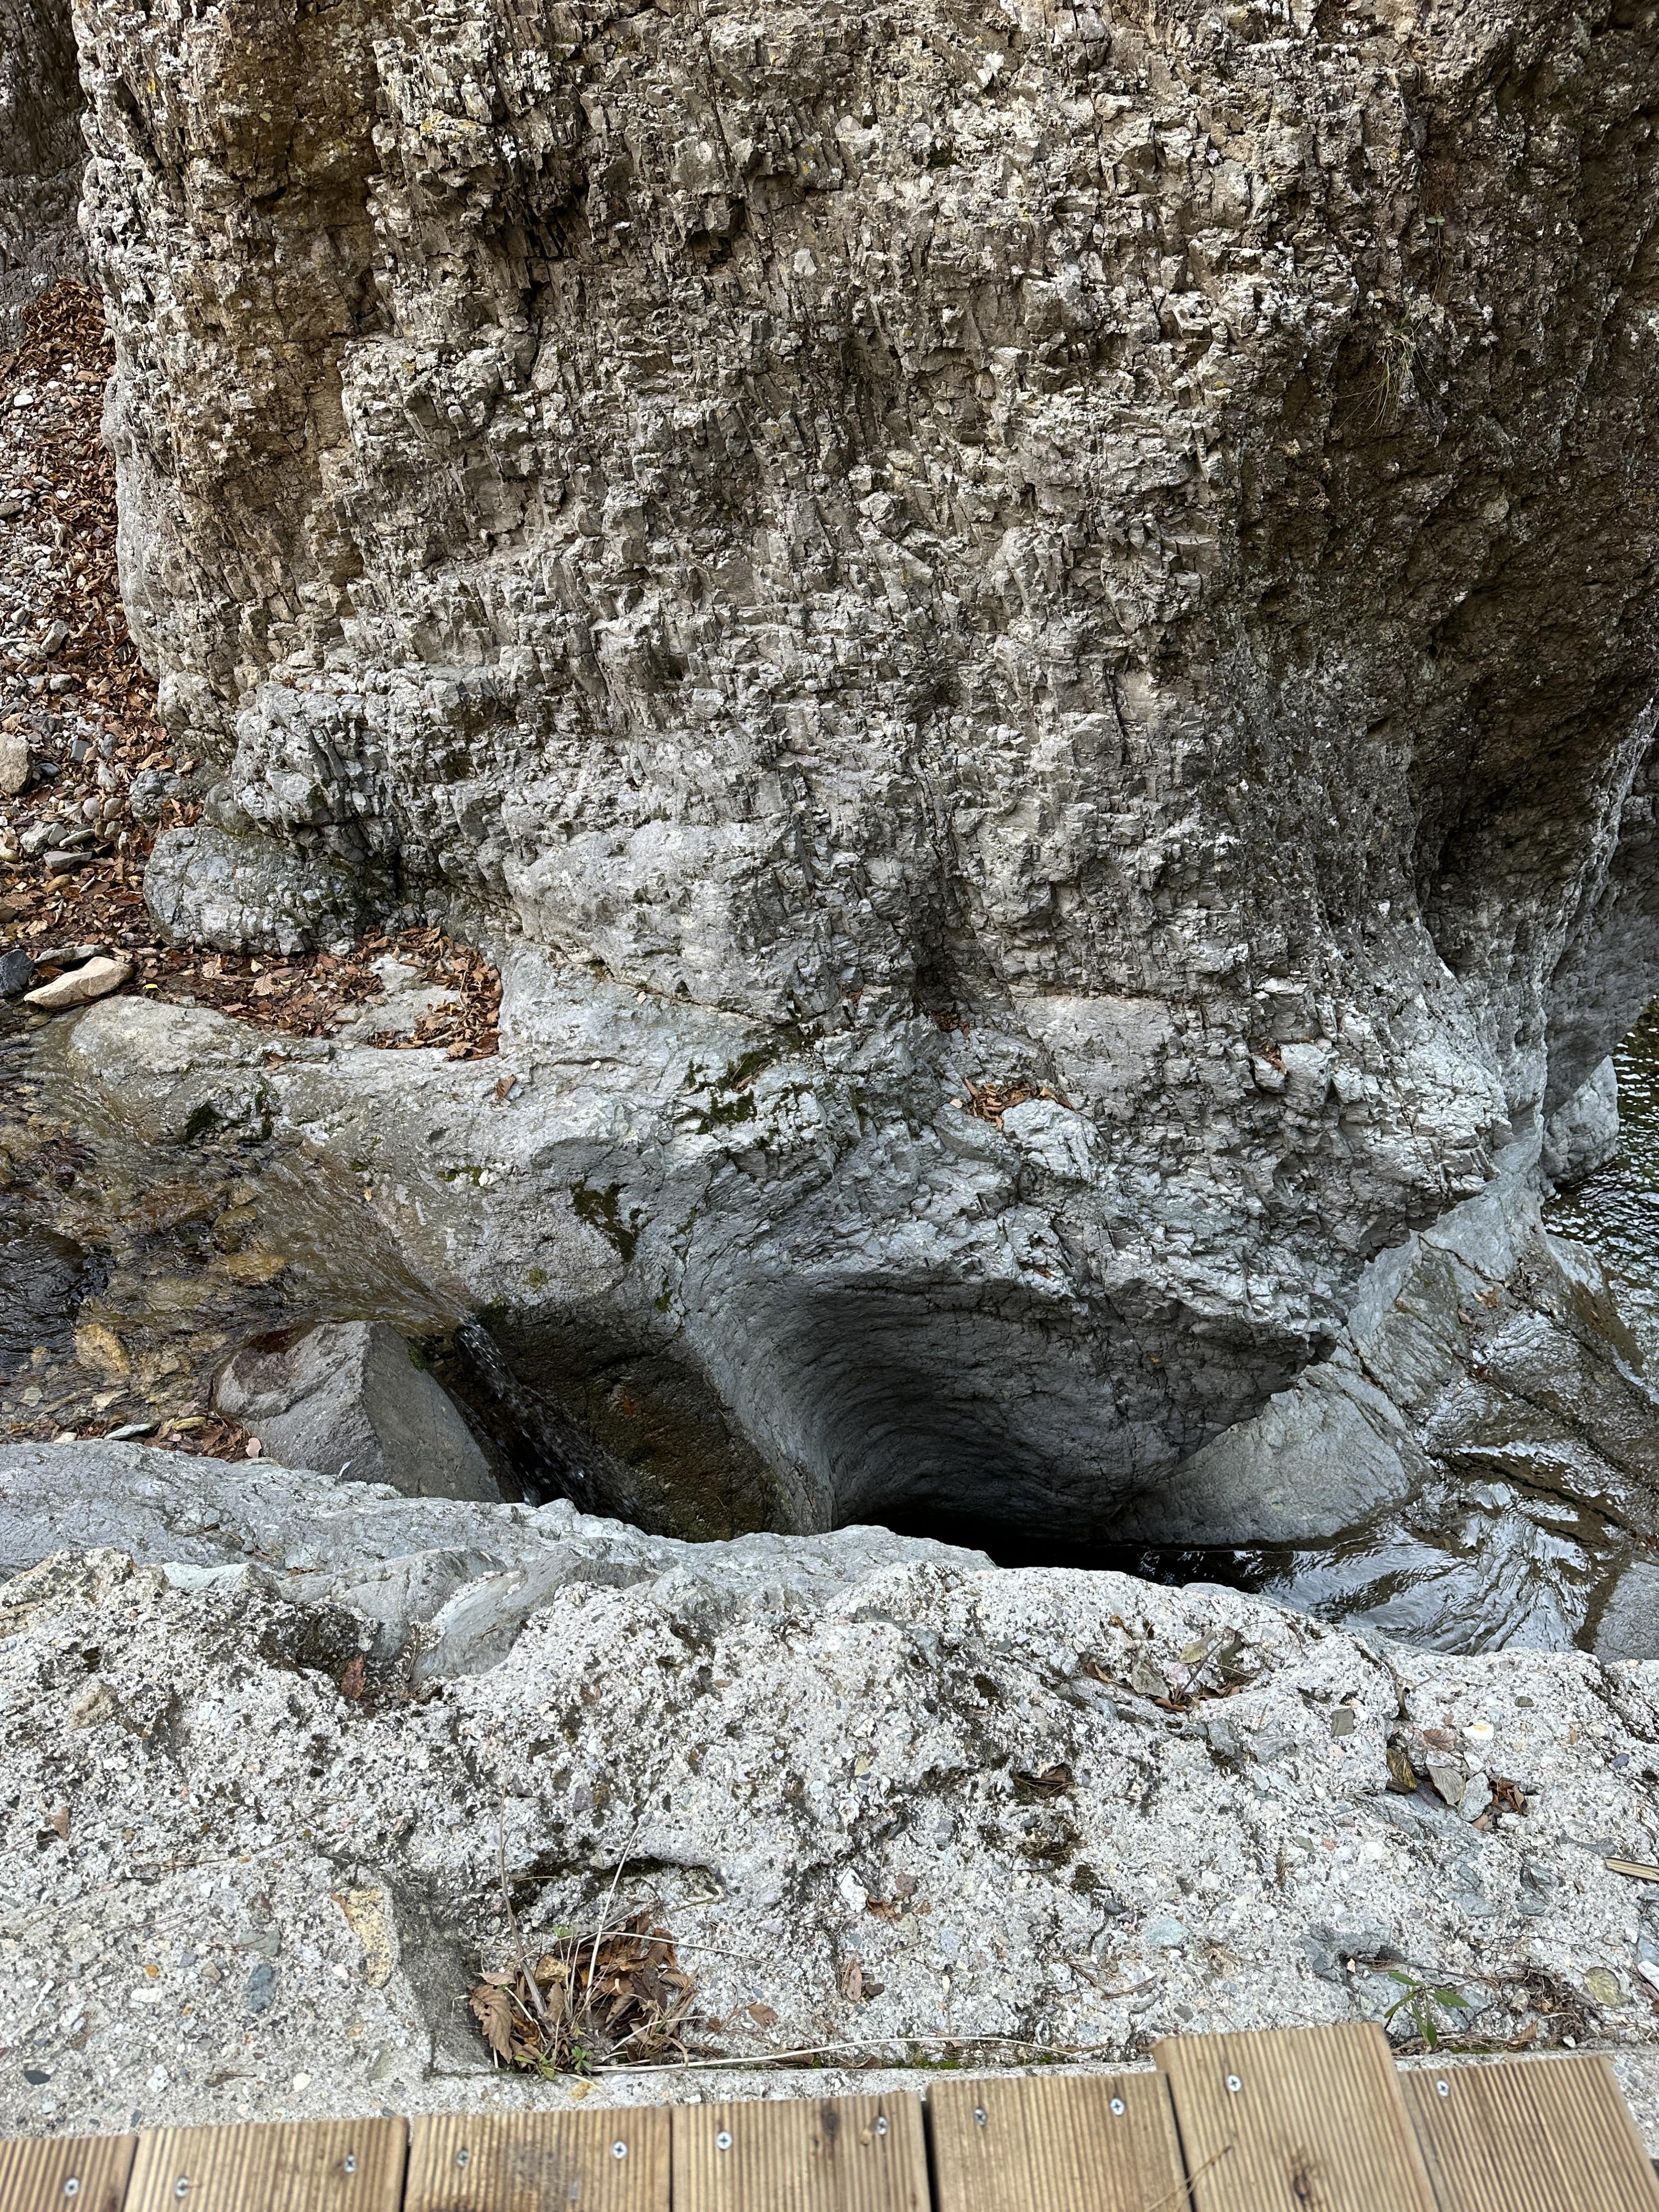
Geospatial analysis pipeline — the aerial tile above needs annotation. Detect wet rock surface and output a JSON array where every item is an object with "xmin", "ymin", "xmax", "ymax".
[
  {"xmin": 4, "ymin": 1476, "xmax": 1659, "ymax": 2135},
  {"xmin": 24, "ymin": 978, "xmax": 1659, "ymax": 1646}
]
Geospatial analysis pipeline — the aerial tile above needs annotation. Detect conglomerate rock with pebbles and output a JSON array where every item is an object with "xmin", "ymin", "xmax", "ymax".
[{"xmin": 5, "ymin": 1441, "xmax": 1659, "ymax": 2138}]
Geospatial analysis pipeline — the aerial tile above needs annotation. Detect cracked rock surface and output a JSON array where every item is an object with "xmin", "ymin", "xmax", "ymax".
[
  {"xmin": 4, "ymin": 1470, "xmax": 1659, "ymax": 2135},
  {"xmin": 36, "ymin": 0, "xmax": 1657, "ymax": 1528}
]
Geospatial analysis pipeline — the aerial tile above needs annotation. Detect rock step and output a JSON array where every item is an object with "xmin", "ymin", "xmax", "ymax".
[{"xmin": 4, "ymin": 2029, "xmax": 1656, "ymax": 2211}]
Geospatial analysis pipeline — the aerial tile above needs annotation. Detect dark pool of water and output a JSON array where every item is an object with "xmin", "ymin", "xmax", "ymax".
[{"xmin": 0, "ymin": 1223, "xmax": 105, "ymax": 1384}]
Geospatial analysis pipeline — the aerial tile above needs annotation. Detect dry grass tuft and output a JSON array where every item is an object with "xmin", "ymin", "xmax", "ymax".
[{"xmin": 470, "ymin": 1908, "xmax": 698, "ymax": 2078}]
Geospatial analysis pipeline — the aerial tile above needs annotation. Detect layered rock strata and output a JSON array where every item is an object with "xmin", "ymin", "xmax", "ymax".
[{"xmin": 4, "ymin": 1443, "xmax": 1659, "ymax": 2135}]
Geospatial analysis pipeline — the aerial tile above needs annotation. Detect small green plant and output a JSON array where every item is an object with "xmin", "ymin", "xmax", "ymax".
[{"xmin": 1382, "ymin": 1970, "xmax": 1475, "ymax": 2049}]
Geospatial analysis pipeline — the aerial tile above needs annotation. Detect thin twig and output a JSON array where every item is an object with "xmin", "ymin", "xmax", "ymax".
[
  {"xmin": 594, "ymin": 2033, "xmax": 1149, "ymax": 2075},
  {"xmin": 584, "ymin": 1825, "xmax": 639, "ymax": 2030},
  {"xmin": 498, "ymin": 1799, "xmax": 548, "ymax": 2025},
  {"xmin": 1143, "ymin": 2138, "xmax": 1235, "ymax": 2212}
]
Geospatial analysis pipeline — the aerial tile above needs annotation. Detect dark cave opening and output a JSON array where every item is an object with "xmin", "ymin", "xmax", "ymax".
[{"xmin": 872, "ymin": 1499, "xmax": 1282, "ymax": 1594}]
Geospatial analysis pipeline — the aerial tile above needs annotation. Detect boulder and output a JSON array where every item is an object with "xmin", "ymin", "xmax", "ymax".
[
  {"xmin": 214, "ymin": 1322, "xmax": 503, "ymax": 1505},
  {"xmin": 1543, "ymin": 1058, "xmax": 1622, "ymax": 1190},
  {"xmin": 33, "ymin": 0, "xmax": 1658, "ymax": 1545}
]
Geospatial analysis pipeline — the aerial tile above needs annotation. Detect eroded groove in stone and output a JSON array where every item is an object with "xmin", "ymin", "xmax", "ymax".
[{"xmin": 8, "ymin": 0, "xmax": 1659, "ymax": 1562}]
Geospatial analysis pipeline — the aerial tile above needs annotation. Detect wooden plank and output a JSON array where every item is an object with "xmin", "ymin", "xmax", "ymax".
[
  {"xmin": 404, "ymin": 2107, "xmax": 669, "ymax": 2211},
  {"xmin": 125, "ymin": 2116, "xmax": 405, "ymax": 2212},
  {"xmin": 671, "ymin": 2094, "xmax": 928, "ymax": 2212},
  {"xmin": 928, "ymin": 2070, "xmax": 1186, "ymax": 2212},
  {"xmin": 1155, "ymin": 2022, "xmax": 1438, "ymax": 2210},
  {"xmin": 1400, "ymin": 2055, "xmax": 1659, "ymax": 2210},
  {"xmin": 0, "ymin": 2131, "xmax": 136, "ymax": 2212}
]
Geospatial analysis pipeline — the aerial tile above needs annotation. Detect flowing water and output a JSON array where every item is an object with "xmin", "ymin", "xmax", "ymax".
[
  {"xmin": 890, "ymin": 1476, "xmax": 1628, "ymax": 1655},
  {"xmin": 0, "ymin": 1000, "xmax": 461, "ymax": 1444},
  {"xmin": 1546, "ymin": 1003, "xmax": 1659, "ymax": 1370}
]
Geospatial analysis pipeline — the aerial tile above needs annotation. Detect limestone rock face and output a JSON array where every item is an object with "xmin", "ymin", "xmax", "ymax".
[
  {"xmin": 0, "ymin": 0, "xmax": 83, "ymax": 346},
  {"xmin": 54, "ymin": 3, "xmax": 1659, "ymax": 1525},
  {"xmin": 3, "ymin": 1487, "xmax": 1659, "ymax": 2134}
]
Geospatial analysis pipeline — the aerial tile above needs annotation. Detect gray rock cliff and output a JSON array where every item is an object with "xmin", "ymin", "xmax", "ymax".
[
  {"xmin": 16, "ymin": 0, "xmax": 1659, "ymax": 1539},
  {"xmin": 0, "ymin": 0, "xmax": 83, "ymax": 346}
]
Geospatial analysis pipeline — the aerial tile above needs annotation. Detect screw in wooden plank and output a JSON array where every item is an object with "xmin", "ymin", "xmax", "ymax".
[
  {"xmin": 174, "ymin": 2181, "xmax": 189, "ymax": 2200},
  {"xmin": 343, "ymin": 2153, "xmax": 358, "ymax": 2174},
  {"xmin": 1436, "ymin": 2080, "xmax": 1450, "ymax": 2098},
  {"xmin": 1110, "ymin": 2098, "xmax": 1126, "ymax": 2117},
  {"xmin": 455, "ymin": 2147, "xmax": 470, "ymax": 2169},
  {"xmin": 613, "ymin": 2142, "xmax": 628, "ymax": 2160},
  {"xmin": 973, "ymin": 2108, "xmax": 986, "ymax": 2128},
  {"xmin": 62, "ymin": 2182, "xmax": 80, "ymax": 2199},
  {"xmin": 876, "ymin": 2117, "xmax": 888, "ymax": 2136},
  {"xmin": 1226, "ymin": 2075, "xmax": 1242, "ymax": 2093},
  {"xmin": 716, "ymin": 2131, "xmax": 733, "ymax": 2151}
]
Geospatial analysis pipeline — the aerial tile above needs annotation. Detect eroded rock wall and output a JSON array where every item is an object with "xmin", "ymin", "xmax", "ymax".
[
  {"xmin": 0, "ymin": 0, "xmax": 84, "ymax": 347},
  {"xmin": 61, "ymin": 0, "xmax": 1659, "ymax": 1527}
]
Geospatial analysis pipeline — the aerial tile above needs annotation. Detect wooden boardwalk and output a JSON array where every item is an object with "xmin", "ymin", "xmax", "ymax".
[{"xmin": 4, "ymin": 2023, "xmax": 1657, "ymax": 2210}]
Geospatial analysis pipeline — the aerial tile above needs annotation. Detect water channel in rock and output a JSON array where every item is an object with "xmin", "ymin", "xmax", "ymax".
[
  {"xmin": 5, "ymin": 991, "xmax": 1659, "ymax": 1652},
  {"xmin": 893, "ymin": 1009, "xmax": 1659, "ymax": 1656}
]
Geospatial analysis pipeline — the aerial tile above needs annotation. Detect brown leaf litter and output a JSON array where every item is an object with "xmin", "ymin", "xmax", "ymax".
[
  {"xmin": 1, "ymin": 281, "xmax": 500, "ymax": 1057},
  {"xmin": 960, "ymin": 1075, "xmax": 1068, "ymax": 1126},
  {"xmin": 1082, "ymin": 1630, "xmax": 1261, "ymax": 1712},
  {"xmin": 470, "ymin": 1909, "xmax": 698, "ymax": 2078}
]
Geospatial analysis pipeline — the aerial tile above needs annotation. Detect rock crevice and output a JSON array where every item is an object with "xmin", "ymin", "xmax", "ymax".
[{"xmin": 8, "ymin": 0, "xmax": 1659, "ymax": 1585}]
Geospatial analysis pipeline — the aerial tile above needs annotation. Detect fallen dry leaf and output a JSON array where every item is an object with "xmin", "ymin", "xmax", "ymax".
[
  {"xmin": 467, "ymin": 1908, "xmax": 697, "ymax": 2075},
  {"xmin": 1014, "ymin": 1762, "xmax": 1074, "ymax": 1798},
  {"xmin": 469, "ymin": 1980, "xmax": 516, "ymax": 2062}
]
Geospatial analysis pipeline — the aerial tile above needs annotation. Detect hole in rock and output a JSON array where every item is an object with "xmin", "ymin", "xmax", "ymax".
[
  {"xmin": 8, "ymin": 963, "xmax": 1659, "ymax": 1660},
  {"xmin": 873, "ymin": 1480, "xmax": 1625, "ymax": 1658}
]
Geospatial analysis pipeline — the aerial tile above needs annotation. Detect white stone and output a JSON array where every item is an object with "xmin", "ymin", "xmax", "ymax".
[
  {"xmin": 23, "ymin": 955, "xmax": 132, "ymax": 1009},
  {"xmin": 0, "ymin": 729, "xmax": 29, "ymax": 795}
]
